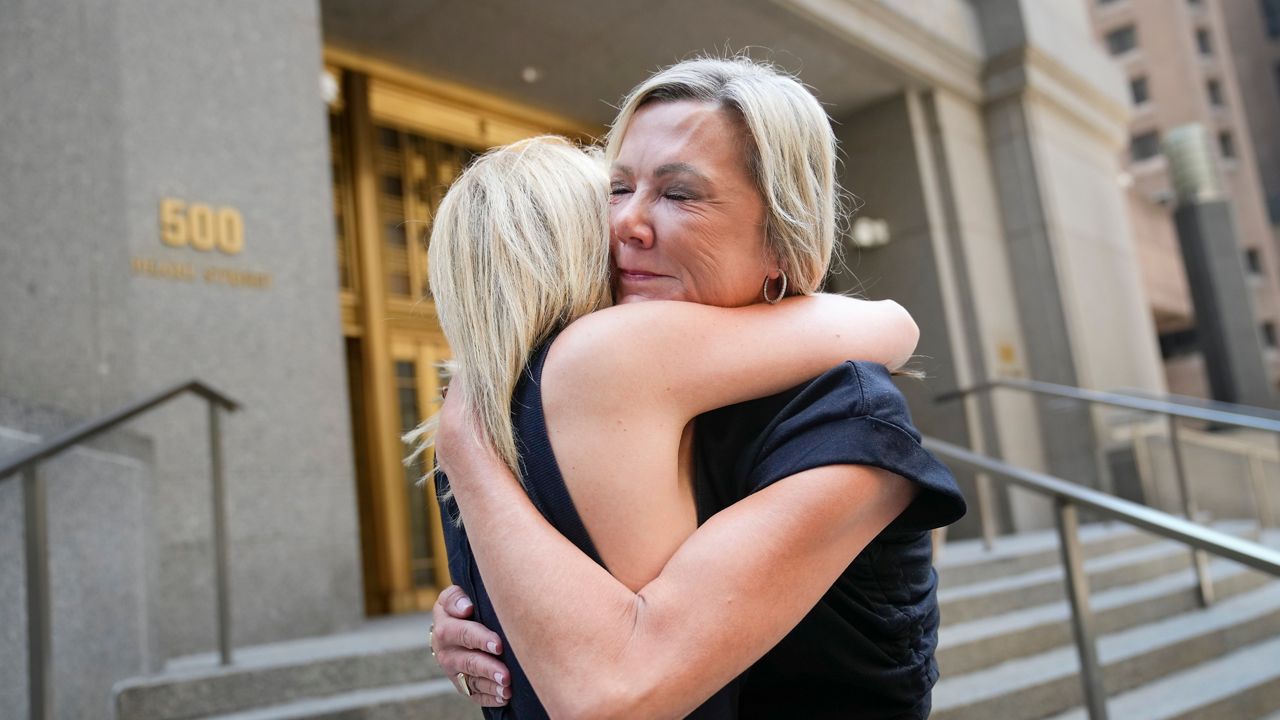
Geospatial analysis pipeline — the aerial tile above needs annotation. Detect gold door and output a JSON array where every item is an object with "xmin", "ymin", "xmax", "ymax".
[{"xmin": 326, "ymin": 50, "xmax": 598, "ymax": 615}]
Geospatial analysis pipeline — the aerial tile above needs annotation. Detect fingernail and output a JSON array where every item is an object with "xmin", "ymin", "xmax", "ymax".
[
  {"xmin": 494, "ymin": 671, "xmax": 506, "ymax": 686},
  {"xmin": 487, "ymin": 641, "xmax": 499, "ymax": 654},
  {"xmin": 456, "ymin": 597, "xmax": 472, "ymax": 612}
]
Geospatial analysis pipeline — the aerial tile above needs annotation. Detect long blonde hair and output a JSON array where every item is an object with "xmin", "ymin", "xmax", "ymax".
[
  {"xmin": 404, "ymin": 136, "xmax": 611, "ymax": 483},
  {"xmin": 605, "ymin": 56, "xmax": 839, "ymax": 297}
]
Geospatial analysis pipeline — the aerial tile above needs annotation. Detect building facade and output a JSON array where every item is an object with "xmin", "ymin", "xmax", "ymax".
[
  {"xmin": 1089, "ymin": 0, "xmax": 1280, "ymax": 399},
  {"xmin": 2, "ymin": 0, "xmax": 1178, "ymax": 716}
]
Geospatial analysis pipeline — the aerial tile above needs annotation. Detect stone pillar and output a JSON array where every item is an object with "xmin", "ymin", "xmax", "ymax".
[
  {"xmin": 0, "ymin": 0, "xmax": 363, "ymax": 682},
  {"xmin": 972, "ymin": 0, "xmax": 1167, "ymax": 516}
]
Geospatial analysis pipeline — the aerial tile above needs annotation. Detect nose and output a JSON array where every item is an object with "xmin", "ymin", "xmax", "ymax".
[{"xmin": 610, "ymin": 193, "xmax": 654, "ymax": 250}]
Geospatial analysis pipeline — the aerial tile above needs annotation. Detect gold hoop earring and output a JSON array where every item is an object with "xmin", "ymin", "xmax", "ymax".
[{"xmin": 762, "ymin": 269, "xmax": 788, "ymax": 305}]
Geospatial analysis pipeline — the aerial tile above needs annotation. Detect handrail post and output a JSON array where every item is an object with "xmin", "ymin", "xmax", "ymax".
[
  {"xmin": 1167, "ymin": 416, "xmax": 1214, "ymax": 606},
  {"xmin": 24, "ymin": 465, "xmax": 52, "ymax": 720},
  {"xmin": 1055, "ymin": 499, "xmax": 1109, "ymax": 720},
  {"xmin": 209, "ymin": 400, "xmax": 233, "ymax": 666},
  {"xmin": 976, "ymin": 472, "xmax": 996, "ymax": 550},
  {"xmin": 1247, "ymin": 454, "xmax": 1274, "ymax": 529}
]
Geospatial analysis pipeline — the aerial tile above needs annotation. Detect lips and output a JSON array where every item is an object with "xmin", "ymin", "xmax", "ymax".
[{"xmin": 616, "ymin": 267, "xmax": 667, "ymax": 281}]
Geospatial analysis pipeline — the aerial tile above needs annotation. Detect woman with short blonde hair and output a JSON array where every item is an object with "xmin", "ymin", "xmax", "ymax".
[{"xmin": 427, "ymin": 56, "xmax": 964, "ymax": 720}]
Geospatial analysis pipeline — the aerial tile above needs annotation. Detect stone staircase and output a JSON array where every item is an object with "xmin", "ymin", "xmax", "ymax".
[
  {"xmin": 933, "ymin": 520, "xmax": 1280, "ymax": 720},
  {"xmin": 112, "ymin": 521, "xmax": 1280, "ymax": 720},
  {"xmin": 113, "ymin": 614, "xmax": 478, "ymax": 720}
]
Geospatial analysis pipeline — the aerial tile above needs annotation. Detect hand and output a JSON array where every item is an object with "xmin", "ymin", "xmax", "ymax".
[{"xmin": 431, "ymin": 585, "xmax": 511, "ymax": 707}]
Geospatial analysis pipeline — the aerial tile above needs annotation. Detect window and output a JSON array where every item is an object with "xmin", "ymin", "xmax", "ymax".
[
  {"xmin": 1263, "ymin": 0, "xmax": 1280, "ymax": 39},
  {"xmin": 1207, "ymin": 78, "xmax": 1224, "ymax": 106},
  {"xmin": 1196, "ymin": 28, "xmax": 1213, "ymax": 55},
  {"xmin": 1131, "ymin": 130, "xmax": 1161, "ymax": 161},
  {"xmin": 1246, "ymin": 248, "xmax": 1264, "ymax": 275},
  {"xmin": 1131, "ymin": 76, "xmax": 1150, "ymax": 105},
  {"xmin": 1219, "ymin": 130, "xmax": 1236, "ymax": 158},
  {"xmin": 1107, "ymin": 25, "xmax": 1138, "ymax": 55},
  {"xmin": 1263, "ymin": 322, "xmax": 1278, "ymax": 349},
  {"xmin": 1159, "ymin": 329, "xmax": 1199, "ymax": 359}
]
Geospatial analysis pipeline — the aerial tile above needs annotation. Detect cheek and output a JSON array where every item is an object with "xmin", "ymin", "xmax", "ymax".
[{"xmin": 673, "ymin": 227, "xmax": 765, "ymax": 305}]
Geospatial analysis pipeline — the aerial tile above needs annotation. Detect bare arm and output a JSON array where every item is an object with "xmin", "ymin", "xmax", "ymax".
[
  {"xmin": 541, "ymin": 293, "xmax": 916, "ymax": 592},
  {"xmin": 437, "ymin": 392, "xmax": 918, "ymax": 720},
  {"xmin": 550, "ymin": 294, "xmax": 917, "ymax": 421}
]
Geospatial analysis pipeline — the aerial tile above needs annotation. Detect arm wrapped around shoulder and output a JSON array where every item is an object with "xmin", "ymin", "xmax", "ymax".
[{"xmin": 744, "ymin": 361, "xmax": 967, "ymax": 533}]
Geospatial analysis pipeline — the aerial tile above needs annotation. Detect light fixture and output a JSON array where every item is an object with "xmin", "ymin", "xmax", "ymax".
[
  {"xmin": 848, "ymin": 216, "xmax": 891, "ymax": 249},
  {"xmin": 320, "ymin": 70, "xmax": 340, "ymax": 107},
  {"xmin": 521, "ymin": 66, "xmax": 542, "ymax": 83}
]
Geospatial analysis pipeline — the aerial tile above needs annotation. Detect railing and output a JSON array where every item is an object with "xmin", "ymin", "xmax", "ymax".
[
  {"xmin": 0, "ymin": 381, "xmax": 239, "ymax": 720},
  {"xmin": 938, "ymin": 377, "xmax": 1280, "ymax": 606},
  {"xmin": 923, "ymin": 437, "xmax": 1280, "ymax": 720},
  {"xmin": 1129, "ymin": 422, "xmax": 1277, "ymax": 529}
]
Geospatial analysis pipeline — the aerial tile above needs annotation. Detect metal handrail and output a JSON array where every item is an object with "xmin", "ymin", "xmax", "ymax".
[
  {"xmin": 937, "ymin": 377, "xmax": 1280, "ymax": 434},
  {"xmin": 1114, "ymin": 387, "xmax": 1280, "ymax": 423},
  {"xmin": 937, "ymin": 377, "xmax": 1280, "ymax": 604},
  {"xmin": 1, "ymin": 380, "xmax": 239, "ymax": 720},
  {"xmin": 924, "ymin": 437, "xmax": 1280, "ymax": 720}
]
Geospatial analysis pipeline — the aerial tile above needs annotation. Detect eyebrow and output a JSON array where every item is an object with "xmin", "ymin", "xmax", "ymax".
[
  {"xmin": 611, "ymin": 162, "xmax": 710, "ymax": 182},
  {"xmin": 654, "ymin": 162, "xmax": 710, "ymax": 182}
]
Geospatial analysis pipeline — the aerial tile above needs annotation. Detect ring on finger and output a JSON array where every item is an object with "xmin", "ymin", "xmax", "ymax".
[
  {"xmin": 428, "ymin": 624, "xmax": 435, "ymax": 658},
  {"xmin": 456, "ymin": 671, "xmax": 472, "ymax": 697}
]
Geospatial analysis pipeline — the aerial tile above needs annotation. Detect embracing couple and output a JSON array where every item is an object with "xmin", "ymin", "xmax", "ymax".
[{"xmin": 412, "ymin": 55, "xmax": 966, "ymax": 719}]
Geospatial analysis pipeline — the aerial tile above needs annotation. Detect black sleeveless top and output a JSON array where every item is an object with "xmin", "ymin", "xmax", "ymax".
[{"xmin": 435, "ymin": 340, "xmax": 738, "ymax": 719}]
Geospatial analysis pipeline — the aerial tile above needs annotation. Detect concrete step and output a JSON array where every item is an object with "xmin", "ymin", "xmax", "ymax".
[
  {"xmin": 931, "ymin": 581, "xmax": 1280, "ymax": 720},
  {"xmin": 1044, "ymin": 633, "xmax": 1280, "ymax": 720},
  {"xmin": 937, "ymin": 522, "xmax": 1162, "ymax": 588},
  {"xmin": 205, "ymin": 679, "xmax": 478, "ymax": 720},
  {"xmin": 938, "ymin": 554, "xmax": 1275, "ymax": 675},
  {"xmin": 938, "ymin": 522, "xmax": 1259, "ymax": 623},
  {"xmin": 115, "ymin": 614, "xmax": 443, "ymax": 720}
]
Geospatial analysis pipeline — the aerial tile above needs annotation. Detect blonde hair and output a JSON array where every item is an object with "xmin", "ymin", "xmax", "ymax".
[
  {"xmin": 605, "ymin": 56, "xmax": 839, "ymax": 296},
  {"xmin": 404, "ymin": 136, "xmax": 611, "ymax": 483}
]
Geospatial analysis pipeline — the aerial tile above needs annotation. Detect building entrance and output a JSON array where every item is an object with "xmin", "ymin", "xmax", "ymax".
[{"xmin": 325, "ymin": 49, "xmax": 596, "ymax": 614}]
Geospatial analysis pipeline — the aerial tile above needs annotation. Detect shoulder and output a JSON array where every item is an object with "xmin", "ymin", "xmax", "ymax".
[
  {"xmin": 541, "ymin": 304, "xmax": 694, "ymax": 417},
  {"xmin": 745, "ymin": 362, "xmax": 967, "ymax": 531},
  {"xmin": 543, "ymin": 302, "xmax": 720, "ymax": 389}
]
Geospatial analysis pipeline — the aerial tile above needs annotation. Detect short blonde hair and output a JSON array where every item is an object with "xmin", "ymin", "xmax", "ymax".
[
  {"xmin": 605, "ymin": 56, "xmax": 839, "ymax": 297},
  {"xmin": 405, "ymin": 136, "xmax": 611, "ymax": 482}
]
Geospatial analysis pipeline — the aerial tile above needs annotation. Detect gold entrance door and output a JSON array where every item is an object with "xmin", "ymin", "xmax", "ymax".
[
  {"xmin": 326, "ymin": 51, "xmax": 598, "ymax": 616},
  {"xmin": 391, "ymin": 338, "xmax": 452, "ymax": 608}
]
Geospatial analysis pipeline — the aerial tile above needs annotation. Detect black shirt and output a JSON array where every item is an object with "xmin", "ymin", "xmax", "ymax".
[{"xmin": 695, "ymin": 361, "xmax": 967, "ymax": 719}]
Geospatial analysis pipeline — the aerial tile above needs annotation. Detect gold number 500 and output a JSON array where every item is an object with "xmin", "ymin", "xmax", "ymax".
[{"xmin": 159, "ymin": 197, "xmax": 244, "ymax": 255}]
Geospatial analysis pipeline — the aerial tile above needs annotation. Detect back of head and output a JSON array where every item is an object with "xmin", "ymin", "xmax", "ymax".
[
  {"xmin": 606, "ymin": 56, "xmax": 839, "ymax": 297},
  {"xmin": 415, "ymin": 136, "xmax": 610, "ymax": 480}
]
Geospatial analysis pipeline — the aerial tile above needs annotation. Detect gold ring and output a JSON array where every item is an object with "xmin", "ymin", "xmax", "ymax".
[{"xmin": 456, "ymin": 671, "xmax": 472, "ymax": 697}]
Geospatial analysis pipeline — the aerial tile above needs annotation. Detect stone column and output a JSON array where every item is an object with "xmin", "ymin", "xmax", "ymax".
[
  {"xmin": 0, "ymin": 0, "xmax": 364, "ymax": 685},
  {"xmin": 973, "ymin": 0, "xmax": 1167, "ymax": 511}
]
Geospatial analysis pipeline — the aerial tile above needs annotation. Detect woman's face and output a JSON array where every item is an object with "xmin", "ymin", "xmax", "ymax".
[{"xmin": 609, "ymin": 100, "xmax": 774, "ymax": 307}]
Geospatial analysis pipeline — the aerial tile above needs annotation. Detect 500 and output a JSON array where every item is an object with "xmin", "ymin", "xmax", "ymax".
[{"xmin": 159, "ymin": 197, "xmax": 244, "ymax": 255}]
